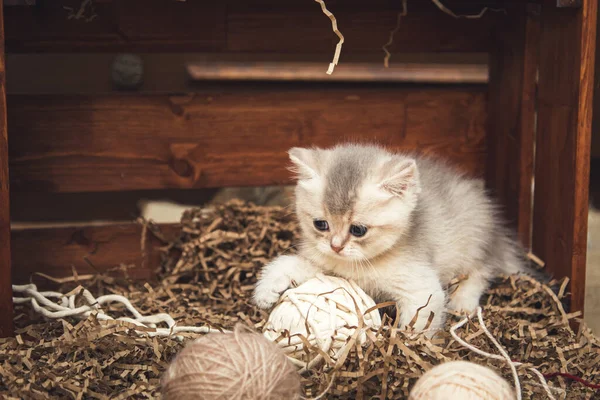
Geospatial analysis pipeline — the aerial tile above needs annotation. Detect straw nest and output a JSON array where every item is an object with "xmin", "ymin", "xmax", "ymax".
[{"xmin": 1, "ymin": 200, "xmax": 599, "ymax": 399}]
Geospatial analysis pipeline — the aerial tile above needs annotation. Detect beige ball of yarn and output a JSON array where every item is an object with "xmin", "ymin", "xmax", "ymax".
[
  {"xmin": 162, "ymin": 324, "xmax": 301, "ymax": 400},
  {"xmin": 409, "ymin": 361, "xmax": 516, "ymax": 400},
  {"xmin": 263, "ymin": 273, "xmax": 381, "ymax": 369}
]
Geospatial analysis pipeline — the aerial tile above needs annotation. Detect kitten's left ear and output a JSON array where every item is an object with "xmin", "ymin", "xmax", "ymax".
[
  {"xmin": 379, "ymin": 159, "xmax": 421, "ymax": 197},
  {"xmin": 288, "ymin": 147, "xmax": 320, "ymax": 181}
]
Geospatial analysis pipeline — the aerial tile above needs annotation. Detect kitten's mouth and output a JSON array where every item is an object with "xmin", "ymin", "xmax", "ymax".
[
  {"xmin": 326, "ymin": 249, "xmax": 359, "ymax": 261},
  {"xmin": 317, "ymin": 247, "xmax": 347, "ymax": 259}
]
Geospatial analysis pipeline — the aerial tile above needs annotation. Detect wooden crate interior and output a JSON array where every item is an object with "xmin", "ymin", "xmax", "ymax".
[
  {"xmin": 5, "ymin": 0, "xmax": 497, "ymax": 285},
  {"xmin": 2, "ymin": 0, "xmax": 597, "ymax": 332}
]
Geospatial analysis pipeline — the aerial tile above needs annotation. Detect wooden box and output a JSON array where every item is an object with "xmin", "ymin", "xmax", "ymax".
[{"xmin": 0, "ymin": 0, "xmax": 596, "ymax": 336}]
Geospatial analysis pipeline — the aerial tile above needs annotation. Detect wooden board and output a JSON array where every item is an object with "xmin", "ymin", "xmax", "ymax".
[
  {"xmin": 4, "ymin": 0, "xmax": 494, "ymax": 54},
  {"xmin": 226, "ymin": 2, "xmax": 494, "ymax": 55},
  {"xmin": 0, "ymin": 0, "xmax": 13, "ymax": 337},
  {"xmin": 8, "ymin": 86, "xmax": 487, "ymax": 193},
  {"xmin": 186, "ymin": 61, "xmax": 489, "ymax": 84},
  {"xmin": 4, "ymin": 53, "xmax": 490, "ymax": 95},
  {"xmin": 593, "ymin": 0, "xmax": 600, "ymax": 160},
  {"xmin": 4, "ymin": 1, "xmax": 226, "ymax": 53},
  {"xmin": 11, "ymin": 222, "xmax": 179, "ymax": 285},
  {"xmin": 532, "ymin": 0, "xmax": 597, "ymax": 314},
  {"xmin": 486, "ymin": 4, "xmax": 540, "ymax": 248}
]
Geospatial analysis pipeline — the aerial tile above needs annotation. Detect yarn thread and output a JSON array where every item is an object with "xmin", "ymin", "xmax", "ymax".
[
  {"xmin": 162, "ymin": 324, "xmax": 301, "ymax": 400},
  {"xmin": 263, "ymin": 274, "xmax": 382, "ymax": 370},
  {"xmin": 409, "ymin": 360, "xmax": 516, "ymax": 400},
  {"xmin": 450, "ymin": 306, "xmax": 560, "ymax": 399},
  {"xmin": 12, "ymin": 283, "xmax": 224, "ymax": 339}
]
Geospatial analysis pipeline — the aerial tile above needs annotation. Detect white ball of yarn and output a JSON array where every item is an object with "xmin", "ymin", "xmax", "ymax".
[
  {"xmin": 409, "ymin": 361, "xmax": 516, "ymax": 400},
  {"xmin": 263, "ymin": 273, "xmax": 381, "ymax": 369}
]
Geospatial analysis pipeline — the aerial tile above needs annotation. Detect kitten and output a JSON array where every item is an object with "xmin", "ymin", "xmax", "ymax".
[{"xmin": 253, "ymin": 144, "xmax": 533, "ymax": 333}]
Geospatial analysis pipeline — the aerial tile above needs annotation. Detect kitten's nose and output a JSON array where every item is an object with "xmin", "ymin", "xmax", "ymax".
[{"xmin": 330, "ymin": 243, "xmax": 344, "ymax": 253}]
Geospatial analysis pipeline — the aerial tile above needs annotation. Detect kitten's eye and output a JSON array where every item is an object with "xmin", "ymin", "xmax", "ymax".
[
  {"xmin": 350, "ymin": 224, "xmax": 368, "ymax": 237},
  {"xmin": 313, "ymin": 219, "xmax": 329, "ymax": 231}
]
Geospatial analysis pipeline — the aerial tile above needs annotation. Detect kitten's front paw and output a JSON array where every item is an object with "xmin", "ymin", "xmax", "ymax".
[
  {"xmin": 448, "ymin": 292, "xmax": 481, "ymax": 314},
  {"xmin": 447, "ymin": 275, "xmax": 487, "ymax": 314},
  {"xmin": 399, "ymin": 309, "xmax": 446, "ymax": 337},
  {"xmin": 253, "ymin": 254, "xmax": 319, "ymax": 309},
  {"xmin": 253, "ymin": 274, "xmax": 292, "ymax": 309}
]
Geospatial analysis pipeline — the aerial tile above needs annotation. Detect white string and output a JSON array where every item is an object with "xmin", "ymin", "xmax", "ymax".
[
  {"xmin": 450, "ymin": 306, "xmax": 558, "ymax": 400},
  {"xmin": 13, "ymin": 284, "xmax": 226, "ymax": 340},
  {"xmin": 13, "ymin": 284, "xmax": 563, "ymax": 398}
]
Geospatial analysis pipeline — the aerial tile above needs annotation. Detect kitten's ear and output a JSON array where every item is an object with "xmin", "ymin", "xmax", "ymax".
[
  {"xmin": 288, "ymin": 147, "xmax": 320, "ymax": 181},
  {"xmin": 379, "ymin": 159, "xmax": 421, "ymax": 197}
]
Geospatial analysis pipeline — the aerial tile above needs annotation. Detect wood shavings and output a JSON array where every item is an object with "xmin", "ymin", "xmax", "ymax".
[
  {"xmin": 63, "ymin": 0, "xmax": 97, "ymax": 22},
  {"xmin": 382, "ymin": 0, "xmax": 407, "ymax": 68},
  {"xmin": 528, "ymin": 251, "xmax": 546, "ymax": 268},
  {"xmin": 430, "ymin": 0, "xmax": 504, "ymax": 19},
  {"xmin": 314, "ymin": 0, "xmax": 344, "ymax": 74},
  {"xmin": 2, "ymin": 200, "xmax": 600, "ymax": 399}
]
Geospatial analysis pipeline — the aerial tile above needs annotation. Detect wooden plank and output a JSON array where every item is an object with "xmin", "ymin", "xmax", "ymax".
[
  {"xmin": 557, "ymin": 0, "xmax": 583, "ymax": 7},
  {"xmin": 592, "ymin": 0, "xmax": 600, "ymax": 160},
  {"xmin": 186, "ymin": 61, "xmax": 489, "ymax": 84},
  {"xmin": 486, "ymin": 4, "xmax": 540, "ymax": 248},
  {"xmin": 532, "ymin": 0, "xmax": 597, "ymax": 314},
  {"xmin": 4, "ymin": 0, "xmax": 493, "ymax": 54},
  {"xmin": 0, "ymin": 0, "xmax": 13, "ymax": 338},
  {"xmin": 10, "ymin": 222, "xmax": 179, "ymax": 285},
  {"xmin": 4, "ymin": 0, "xmax": 226, "ymax": 53},
  {"xmin": 5, "ymin": 53, "xmax": 489, "ymax": 95},
  {"xmin": 7, "ymin": 87, "xmax": 487, "ymax": 193},
  {"xmin": 227, "ymin": 2, "xmax": 495, "ymax": 54}
]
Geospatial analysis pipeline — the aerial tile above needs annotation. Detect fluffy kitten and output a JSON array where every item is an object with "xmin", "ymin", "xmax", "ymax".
[{"xmin": 253, "ymin": 144, "xmax": 532, "ymax": 333}]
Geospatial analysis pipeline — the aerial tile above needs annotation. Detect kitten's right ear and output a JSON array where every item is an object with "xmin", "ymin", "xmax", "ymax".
[
  {"xmin": 288, "ymin": 147, "xmax": 320, "ymax": 181},
  {"xmin": 379, "ymin": 158, "xmax": 420, "ymax": 197}
]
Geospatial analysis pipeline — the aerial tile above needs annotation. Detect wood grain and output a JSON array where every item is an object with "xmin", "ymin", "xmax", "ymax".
[
  {"xmin": 487, "ymin": 4, "xmax": 540, "ymax": 248},
  {"xmin": 4, "ymin": 1, "xmax": 226, "ymax": 53},
  {"xmin": 8, "ymin": 87, "xmax": 487, "ymax": 193},
  {"xmin": 186, "ymin": 61, "xmax": 489, "ymax": 84},
  {"xmin": 11, "ymin": 223, "xmax": 179, "ymax": 285},
  {"xmin": 226, "ymin": 2, "xmax": 494, "ymax": 55},
  {"xmin": 4, "ymin": 0, "xmax": 493, "ymax": 54},
  {"xmin": 0, "ymin": 0, "xmax": 14, "ymax": 338},
  {"xmin": 532, "ymin": 0, "xmax": 597, "ymax": 314}
]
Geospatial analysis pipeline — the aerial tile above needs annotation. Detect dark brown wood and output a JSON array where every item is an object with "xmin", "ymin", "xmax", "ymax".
[
  {"xmin": 532, "ymin": 0, "xmax": 597, "ymax": 314},
  {"xmin": 0, "ymin": 0, "xmax": 13, "ymax": 338},
  {"xmin": 593, "ymin": 0, "xmax": 600, "ymax": 160},
  {"xmin": 186, "ymin": 61, "xmax": 488, "ymax": 84},
  {"xmin": 8, "ymin": 87, "xmax": 487, "ymax": 193},
  {"xmin": 4, "ymin": 0, "xmax": 494, "ymax": 54},
  {"xmin": 487, "ymin": 4, "xmax": 540, "ymax": 248},
  {"xmin": 226, "ymin": 2, "xmax": 495, "ymax": 55},
  {"xmin": 557, "ymin": 0, "xmax": 583, "ymax": 7},
  {"xmin": 5, "ymin": 53, "xmax": 490, "ymax": 95},
  {"xmin": 11, "ymin": 223, "xmax": 179, "ymax": 285},
  {"xmin": 4, "ymin": 1, "xmax": 226, "ymax": 53}
]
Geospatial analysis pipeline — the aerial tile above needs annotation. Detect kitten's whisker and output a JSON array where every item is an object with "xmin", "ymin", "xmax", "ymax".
[
  {"xmin": 279, "ymin": 243, "xmax": 298, "ymax": 256},
  {"xmin": 358, "ymin": 251, "xmax": 379, "ymax": 277},
  {"xmin": 300, "ymin": 245, "xmax": 323, "ymax": 268},
  {"xmin": 356, "ymin": 257, "xmax": 369, "ymax": 278},
  {"xmin": 281, "ymin": 210, "xmax": 297, "ymax": 218}
]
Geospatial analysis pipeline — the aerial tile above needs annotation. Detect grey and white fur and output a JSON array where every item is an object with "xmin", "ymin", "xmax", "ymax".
[{"xmin": 253, "ymin": 144, "xmax": 534, "ymax": 333}]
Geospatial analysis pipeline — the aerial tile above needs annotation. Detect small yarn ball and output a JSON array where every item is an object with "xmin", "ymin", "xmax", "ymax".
[
  {"xmin": 162, "ymin": 325, "xmax": 301, "ymax": 400},
  {"xmin": 263, "ymin": 273, "xmax": 381, "ymax": 369},
  {"xmin": 409, "ymin": 361, "xmax": 516, "ymax": 400}
]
